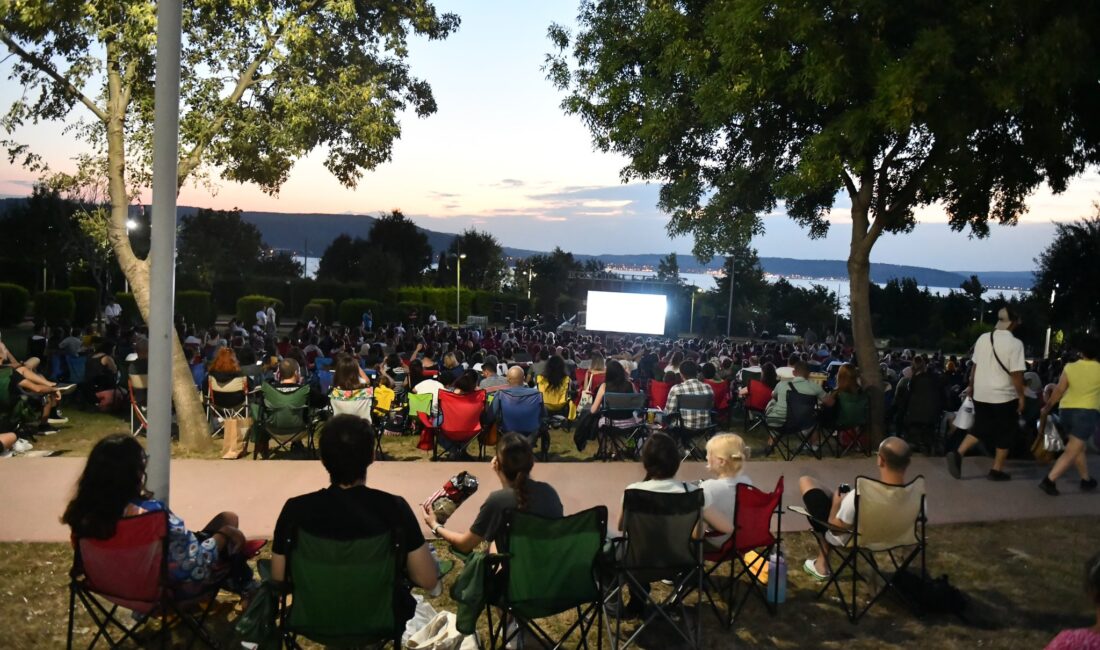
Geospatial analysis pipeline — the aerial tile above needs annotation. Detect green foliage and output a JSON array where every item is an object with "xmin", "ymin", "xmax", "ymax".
[
  {"xmin": 338, "ymin": 299, "xmax": 381, "ymax": 327},
  {"xmin": 0, "ymin": 283, "xmax": 31, "ymax": 326},
  {"xmin": 176, "ymin": 290, "xmax": 214, "ymax": 328},
  {"xmin": 306, "ymin": 299, "xmax": 336, "ymax": 324},
  {"xmin": 1034, "ymin": 213, "xmax": 1100, "ymax": 334},
  {"xmin": 656, "ymin": 253, "xmax": 681, "ymax": 283},
  {"xmin": 436, "ymin": 229, "xmax": 507, "ymax": 291},
  {"xmin": 34, "ymin": 290, "xmax": 75, "ymax": 325},
  {"xmin": 959, "ymin": 276, "xmax": 986, "ymax": 301},
  {"xmin": 176, "ymin": 208, "xmax": 299, "ymax": 287},
  {"xmin": 236, "ymin": 296, "xmax": 283, "ymax": 326},
  {"xmin": 528, "ymin": 248, "xmax": 582, "ymax": 315},
  {"xmin": 300, "ymin": 303, "xmax": 327, "ymax": 325},
  {"xmin": 366, "ymin": 211, "xmax": 434, "ymax": 285},
  {"xmin": 115, "ymin": 293, "xmax": 142, "ymax": 325},
  {"xmin": 69, "ymin": 286, "xmax": 99, "ymax": 326}
]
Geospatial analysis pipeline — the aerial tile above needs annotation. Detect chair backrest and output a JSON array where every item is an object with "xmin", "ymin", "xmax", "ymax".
[
  {"xmin": 407, "ymin": 392, "xmax": 434, "ymax": 418},
  {"xmin": 314, "ymin": 357, "xmax": 334, "ymax": 372},
  {"xmin": 600, "ymin": 392, "xmax": 645, "ymax": 420},
  {"xmin": 330, "ymin": 391, "xmax": 373, "ymax": 422},
  {"xmin": 621, "ymin": 488, "xmax": 704, "ymax": 579},
  {"xmin": 783, "ymin": 389, "xmax": 818, "ymax": 431},
  {"xmin": 646, "ymin": 380, "xmax": 672, "ymax": 410},
  {"xmin": 286, "ymin": 529, "xmax": 399, "ymax": 645},
  {"xmin": 438, "ymin": 389, "xmax": 485, "ymax": 437},
  {"xmin": 503, "ymin": 506, "xmax": 608, "ymax": 620},
  {"xmin": 209, "ymin": 376, "xmax": 248, "ymax": 408},
  {"xmin": 129, "ymin": 374, "xmax": 148, "ymax": 406},
  {"xmin": 854, "ymin": 476, "xmax": 926, "ymax": 552},
  {"xmin": 672, "ymin": 392, "xmax": 714, "ymax": 414},
  {"xmin": 733, "ymin": 476, "xmax": 783, "ymax": 553},
  {"xmin": 261, "ymin": 383, "xmax": 311, "ymax": 434},
  {"xmin": 703, "ymin": 379, "xmax": 731, "ymax": 411},
  {"xmin": 0, "ymin": 367, "xmax": 14, "ymax": 409},
  {"xmin": 740, "ymin": 369, "xmax": 761, "ymax": 384},
  {"xmin": 835, "ymin": 391, "xmax": 869, "ymax": 429},
  {"xmin": 903, "ymin": 374, "xmax": 943, "ymax": 425},
  {"xmin": 317, "ymin": 369, "xmax": 334, "ymax": 394},
  {"xmin": 190, "ymin": 362, "xmax": 206, "ymax": 389},
  {"xmin": 746, "ymin": 380, "xmax": 771, "ymax": 412},
  {"xmin": 497, "ymin": 389, "xmax": 544, "ymax": 434},
  {"xmin": 66, "ymin": 355, "xmax": 87, "ymax": 383},
  {"xmin": 76, "ymin": 510, "xmax": 168, "ymax": 614}
]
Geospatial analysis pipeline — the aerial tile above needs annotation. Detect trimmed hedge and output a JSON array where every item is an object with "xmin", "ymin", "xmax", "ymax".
[
  {"xmin": 308, "ymin": 298, "xmax": 336, "ymax": 324},
  {"xmin": 236, "ymin": 295, "xmax": 283, "ymax": 326},
  {"xmin": 338, "ymin": 299, "xmax": 382, "ymax": 327},
  {"xmin": 35, "ymin": 290, "xmax": 76, "ymax": 325},
  {"xmin": 177, "ymin": 290, "xmax": 213, "ymax": 328},
  {"xmin": 116, "ymin": 293, "xmax": 143, "ymax": 324},
  {"xmin": 300, "ymin": 303, "xmax": 326, "ymax": 325},
  {"xmin": 0, "ymin": 283, "xmax": 30, "ymax": 326},
  {"xmin": 70, "ymin": 286, "xmax": 99, "ymax": 326}
]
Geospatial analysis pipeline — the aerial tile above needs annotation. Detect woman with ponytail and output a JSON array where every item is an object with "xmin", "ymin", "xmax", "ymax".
[{"xmin": 423, "ymin": 433, "xmax": 562, "ymax": 553}]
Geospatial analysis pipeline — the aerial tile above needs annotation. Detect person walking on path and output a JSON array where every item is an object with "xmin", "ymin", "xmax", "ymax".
[
  {"xmin": 1039, "ymin": 336, "xmax": 1100, "ymax": 496},
  {"xmin": 946, "ymin": 307, "xmax": 1026, "ymax": 481}
]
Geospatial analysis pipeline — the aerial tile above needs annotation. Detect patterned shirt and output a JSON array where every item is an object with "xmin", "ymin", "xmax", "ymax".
[
  {"xmin": 666, "ymin": 378, "xmax": 714, "ymax": 430},
  {"xmin": 124, "ymin": 499, "xmax": 224, "ymax": 595}
]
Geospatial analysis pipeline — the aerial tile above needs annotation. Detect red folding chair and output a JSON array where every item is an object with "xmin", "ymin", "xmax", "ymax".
[
  {"xmin": 573, "ymin": 368, "xmax": 588, "ymax": 404},
  {"xmin": 647, "ymin": 379, "xmax": 672, "ymax": 411},
  {"xmin": 128, "ymin": 375, "xmax": 149, "ymax": 437},
  {"xmin": 418, "ymin": 389, "xmax": 486, "ymax": 461},
  {"xmin": 703, "ymin": 476, "xmax": 784, "ymax": 628},
  {"xmin": 704, "ymin": 379, "xmax": 732, "ymax": 420},
  {"xmin": 67, "ymin": 511, "xmax": 225, "ymax": 649},
  {"xmin": 743, "ymin": 379, "xmax": 771, "ymax": 432}
]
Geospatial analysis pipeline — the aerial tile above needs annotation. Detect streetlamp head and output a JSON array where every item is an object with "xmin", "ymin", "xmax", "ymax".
[
  {"xmin": 125, "ymin": 219, "xmax": 139, "ymax": 230},
  {"xmin": 459, "ymin": 253, "xmax": 467, "ymax": 259}
]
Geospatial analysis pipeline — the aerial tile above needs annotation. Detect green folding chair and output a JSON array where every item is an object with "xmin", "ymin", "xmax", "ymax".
[
  {"xmin": 280, "ymin": 529, "xmax": 403, "ymax": 648},
  {"xmin": 407, "ymin": 392, "xmax": 434, "ymax": 433},
  {"xmin": 253, "ymin": 383, "xmax": 315, "ymax": 459},
  {"xmin": 0, "ymin": 367, "xmax": 41, "ymax": 434},
  {"xmin": 486, "ymin": 506, "xmax": 609, "ymax": 650}
]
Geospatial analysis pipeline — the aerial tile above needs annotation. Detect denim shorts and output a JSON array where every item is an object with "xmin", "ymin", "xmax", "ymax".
[{"xmin": 1060, "ymin": 408, "xmax": 1100, "ymax": 441}]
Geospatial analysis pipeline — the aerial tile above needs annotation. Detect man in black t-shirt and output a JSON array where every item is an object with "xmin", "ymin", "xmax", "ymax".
[{"xmin": 271, "ymin": 415, "xmax": 437, "ymax": 625}]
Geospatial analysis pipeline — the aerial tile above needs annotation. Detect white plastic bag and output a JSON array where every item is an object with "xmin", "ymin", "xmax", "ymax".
[
  {"xmin": 405, "ymin": 611, "xmax": 478, "ymax": 650},
  {"xmin": 953, "ymin": 397, "xmax": 975, "ymax": 430},
  {"xmin": 402, "ymin": 595, "xmax": 437, "ymax": 646},
  {"xmin": 1042, "ymin": 418, "xmax": 1065, "ymax": 453}
]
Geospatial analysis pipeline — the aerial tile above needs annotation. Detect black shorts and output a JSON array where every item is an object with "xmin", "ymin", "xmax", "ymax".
[
  {"xmin": 803, "ymin": 488, "xmax": 833, "ymax": 534},
  {"xmin": 973, "ymin": 399, "xmax": 1017, "ymax": 450}
]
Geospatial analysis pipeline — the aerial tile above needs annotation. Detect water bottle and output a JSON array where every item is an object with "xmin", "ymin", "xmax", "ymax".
[
  {"xmin": 767, "ymin": 547, "xmax": 787, "ymax": 605},
  {"xmin": 428, "ymin": 545, "xmax": 444, "ymax": 597}
]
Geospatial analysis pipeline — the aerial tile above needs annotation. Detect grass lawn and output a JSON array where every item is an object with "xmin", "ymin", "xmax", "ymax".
[{"xmin": 2, "ymin": 516, "xmax": 1095, "ymax": 649}]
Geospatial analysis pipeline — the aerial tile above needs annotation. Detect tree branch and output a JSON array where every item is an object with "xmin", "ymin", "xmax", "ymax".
[
  {"xmin": 874, "ymin": 130, "xmax": 910, "ymax": 221},
  {"xmin": 841, "ymin": 169, "xmax": 857, "ymax": 198},
  {"xmin": 0, "ymin": 32, "xmax": 108, "ymax": 123}
]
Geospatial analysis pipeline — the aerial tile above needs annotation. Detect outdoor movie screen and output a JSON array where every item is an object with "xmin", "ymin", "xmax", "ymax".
[{"xmin": 586, "ymin": 290, "xmax": 667, "ymax": 335}]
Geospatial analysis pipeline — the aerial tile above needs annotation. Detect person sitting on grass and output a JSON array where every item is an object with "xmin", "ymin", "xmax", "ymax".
[
  {"xmin": 423, "ymin": 432, "xmax": 562, "ymax": 554},
  {"xmin": 62, "ymin": 434, "xmax": 263, "ymax": 596},
  {"xmin": 271, "ymin": 415, "xmax": 437, "ymax": 627},
  {"xmin": 1044, "ymin": 552, "xmax": 1100, "ymax": 649},
  {"xmin": 700, "ymin": 433, "xmax": 753, "ymax": 549},
  {"xmin": 797, "ymin": 436, "xmax": 912, "ymax": 581}
]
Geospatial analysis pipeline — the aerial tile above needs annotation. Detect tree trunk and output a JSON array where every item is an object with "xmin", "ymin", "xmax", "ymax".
[
  {"xmin": 848, "ymin": 239, "xmax": 886, "ymax": 442},
  {"xmin": 103, "ymin": 43, "xmax": 209, "ymax": 451}
]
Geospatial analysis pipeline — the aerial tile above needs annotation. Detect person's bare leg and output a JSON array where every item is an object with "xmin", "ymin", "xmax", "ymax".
[
  {"xmin": 956, "ymin": 433, "xmax": 979, "ymax": 455},
  {"xmin": 15, "ymin": 366, "xmax": 57, "ymax": 389},
  {"xmin": 22, "ymin": 357, "xmax": 40, "ymax": 372},
  {"xmin": 1048, "ymin": 437, "xmax": 1086, "ymax": 482},
  {"xmin": 0, "ymin": 432, "xmax": 16, "ymax": 451},
  {"xmin": 991, "ymin": 447, "xmax": 1009, "ymax": 473}
]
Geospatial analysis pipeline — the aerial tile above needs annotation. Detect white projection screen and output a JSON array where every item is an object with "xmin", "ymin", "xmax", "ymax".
[{"xmin": 586, "ymin": 290, "xmax": 667, "ymax": 335}]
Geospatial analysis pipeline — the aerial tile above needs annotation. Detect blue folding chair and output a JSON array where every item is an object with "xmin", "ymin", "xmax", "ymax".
[
  {"xmin": 314, "ymin": 357, "xmax": 334, "ymax": 373},
  {"xmin": 317, "ymin": 369, "xmax": 334, "ymax": 394},
  {"xmin": 190, "ymin": 362, "xmax": 207, "ymax": 390},
  {"xmin": 65, "ymin": 355, "xmax": 87, "ymax": 384},
  {"xmin": 494, "ymin": 389, "xmax": 548, "ymax": 460}
]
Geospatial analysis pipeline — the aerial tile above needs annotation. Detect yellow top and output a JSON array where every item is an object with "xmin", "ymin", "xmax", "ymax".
[
  {"xmin": 537, "ymin": 376, "xmax": 570, "ymax": 408},
  {"xmin": 1062, "ymin": 359, "xmax": 1100, "ymax": 411}
]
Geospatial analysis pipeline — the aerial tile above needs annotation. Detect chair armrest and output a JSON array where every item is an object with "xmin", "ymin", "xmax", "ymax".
[{"xmin": 787, "ymin": 505, "xmax": 848, "ymax": 535}]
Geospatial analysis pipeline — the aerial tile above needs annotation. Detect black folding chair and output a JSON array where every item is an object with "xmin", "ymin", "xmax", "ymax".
[
  {"xmin": 595, "ymin": 392, "xmax": 648, "ymax": 461},
  {"xmin": 765, "ymin": 390, "xmax": 821, "ymax": 461},
  {"xmin": 665, "ymin": 392, "xmax": 718, "ymax": 461},
  {"xmin": 606, "ymin": 488, "xmax": 705, "ymax": 649}
]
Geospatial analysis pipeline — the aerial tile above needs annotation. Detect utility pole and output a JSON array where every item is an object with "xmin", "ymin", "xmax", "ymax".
[{"xmin": 725, "ymin": 256, "xmax": 735, "ymax": 338}]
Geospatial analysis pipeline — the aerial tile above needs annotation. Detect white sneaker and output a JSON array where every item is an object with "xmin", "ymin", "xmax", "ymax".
[
  {"xmin": 47, "ymin": 417, "xmax": 69, "ymax": 426},
  {"xmin": 13, "ymin": 438, "xmax": 34, "ymax": 453}
]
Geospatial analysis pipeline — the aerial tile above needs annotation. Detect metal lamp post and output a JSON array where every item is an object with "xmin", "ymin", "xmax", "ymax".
[
  {"xmin": 455, "ymin": 253, "xmax": 466, "ymax": 325},
  {"xmin": 690, "ymin": 286, "xmax": 700, "ymax": 334},
  {"xmin": 1044, "ymin": 283, "xmax": 1059, "ymax": 359}
]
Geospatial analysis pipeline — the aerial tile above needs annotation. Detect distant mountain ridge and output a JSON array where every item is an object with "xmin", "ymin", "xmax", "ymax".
[{"xmin": 0, "ymin": 198, "xmax": 1034, "ymax": 289}]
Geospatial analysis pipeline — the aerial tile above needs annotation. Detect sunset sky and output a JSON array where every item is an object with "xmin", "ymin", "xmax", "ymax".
[{"xmin": 1, "ymin": 0, "xmax": 1097, "ymax": 270}]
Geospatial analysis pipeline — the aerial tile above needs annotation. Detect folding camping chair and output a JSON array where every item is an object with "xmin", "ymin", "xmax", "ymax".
[
  {"xmin": 0, "ymin": 367, "xmax": 41, "ymax": 435},
  {"xmin": 899, "ymin": 375, "xmax": 946, "ymax": 455},
  {"xmin": 594, "ymin": 392, "xmax": 647, "ymax": 462},
  {"xmin": 607, "ymin": 488, "xmax": 705, "ymax": 649},
  {"xmin": 702, "ymin": 477, "xmax": 784, "ymax": 628},
  {"xmin": 797, "ymin": 476, "xmax": 928, "ymax": 623},
  {"xmin": 207, "ymin": 376, "xmax": 249, "ymax": 439},
  {"xmin": 765, "ymin": 390, "xmax": 821, "ymax": 461},
  {"xmin": 190, "ymin": 362, "xmax": 206, "ymax": 391},
  {"xmin": 330, "ymin": 388, "xmax": 382, "ymax": 457},
  {"xmin": 665, "ymin": 392, "xmax": 718, "ymax": 461},
  {"xmin": 406, "ymin": 392, "xmax": 434, "ymax": 435},
  {"xmin": 254, "ymin": 383, "xmax": 316, "ymax": 459},
  {"xmin": 67, "ymin": 510, "xmax": 226, "ymax": 649},
  {"xmin": 418, "ymin": 389, "xmax": 487, "ymax": 461},
  {"xmin": 128, "ymin": 374, "xmax": 149, "ymax": 437},
  {"xmin": 742, "ymin": 379, "xmax": 771, "ymax": 433},
  {"xmin": 279, "ymin": 530, "xmax": 404, "ymax": 648},
  {"xmin": 703, "ymin": 379, "xmax": 732, "ymax": 422},
  {"xmin": 828, "ymin": 392, "xmax": 872, "ymax": 457},
  {"xmin": 493, "ymin": 388, "xmax": 548, "ymax": 461},
  {"xmin": 646, "ymin": 379, "xmax": 672, "ymax": 412},
  {"xmin": 486, "ymin": 507, "xmax": 608, "ymax": 650}
]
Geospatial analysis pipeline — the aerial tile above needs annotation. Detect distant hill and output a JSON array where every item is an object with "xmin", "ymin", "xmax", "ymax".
[{"xmin": 0, "ymin": 199, "xmax": 1034, "ymax": 289}]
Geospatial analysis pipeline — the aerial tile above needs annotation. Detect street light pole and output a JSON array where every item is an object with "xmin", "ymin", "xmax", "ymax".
[
  {"xmin": 690, "ymin": 287, "xmax": 699, "ymax": 334},
  {"xmin": 1044, "ymin": 284, "xmax": 1059, "ymax": 359},
  {"xmin": 526, "ymin": 267, "xmax": 535, "ymax": 300},
  {"xmin": 456, "ymin": 253, "xmax": 466, "ymax": 325},
  {"xmin": 725, "ymin": 256, "xmax": 735, "ymax": 338}
]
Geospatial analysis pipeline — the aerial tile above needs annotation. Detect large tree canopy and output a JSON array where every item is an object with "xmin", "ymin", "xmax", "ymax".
[
  {"xmin": 366, "ymin": 210, "xmax": 433, "ymax": 285},
  {"xmin": 1, "ymin": 0, "xmax": 459, "ymax": 449},
  {"xmin": 548, "ymin": 0, "xmax": 1100, "ymax": 434},
  {"xmin": 437, "ymin": 228, "xmax": 507, "ymax": 291},
  {"xmin": 1034, "ymin": 210, "xmax": 1100, "ymax": 335}
]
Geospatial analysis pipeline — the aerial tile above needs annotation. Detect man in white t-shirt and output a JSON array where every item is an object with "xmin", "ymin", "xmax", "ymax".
[
  {"xmin": 255, "ymin": 308, "xmax": 268, "ymax": 329},
  {"xmin": 798, "ymin": 437, "xmax": 912, "ymax": 580},
  {"xmin": 946, "ymin": 307, "xmax": 1026, "ymax": 481}
]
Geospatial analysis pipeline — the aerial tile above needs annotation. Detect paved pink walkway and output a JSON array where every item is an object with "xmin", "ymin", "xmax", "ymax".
[{"xmin": 2, "ymin": 454, "xmax": 1097, "ymax": 543}]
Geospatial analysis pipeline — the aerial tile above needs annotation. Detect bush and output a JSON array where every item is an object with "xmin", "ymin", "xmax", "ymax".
[
  {"xmin": 300, "ymin": 303, "xmax": 326, "ymax": 325},
  {"xmin": 212, "ymin": 278, "xmax": 246, "ymax": 315},
  {"xmin": 116, "ymin": 293, "xmax": 143, "ymax": 324},
  {"xmin": 308, "ymin": 298, "xmax": 336, "ymax": 324},
  {"xmin": 70, "ymin": 286, "xmax": 99, "ymax": 326},
  {"xmin": 0, "ymin": 283, "xmax": 30, "ymax": 326},
  {"xmin": 236, "ymin": 295, "xmax": 283, "ymax": 326},
  {"xmin": 177, "ymin": 290, "xmax": 214, "ymax": 328},
  {"xmin": 338, "ymin": 299, "xmax": 382, "ymax": 327},
  {"xmin": 35, "ymin": 290, "xmax": 76, "ymax": 325}
]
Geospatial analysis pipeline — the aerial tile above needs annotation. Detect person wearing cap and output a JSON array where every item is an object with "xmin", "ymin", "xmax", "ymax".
[{"xmin": 946, "ymin": 306, "xmax": 1026, "ymax": 481}]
